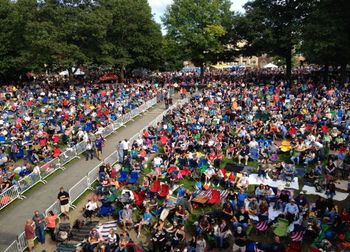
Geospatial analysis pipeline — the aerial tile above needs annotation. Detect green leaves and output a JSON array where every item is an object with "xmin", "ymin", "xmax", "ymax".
[
  {"xmin": 163, "ymin": 0, "xmax": 236, "ymax": 72},
  {"xmin": 0, "ymin": 0, "xmax": 163, "ymax": 81}
]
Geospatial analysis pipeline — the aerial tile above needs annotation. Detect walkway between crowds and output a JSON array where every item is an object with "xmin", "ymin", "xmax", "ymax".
[{"xmin": 0, "ymin": 98, "xmax": 176, "ymax": 251}]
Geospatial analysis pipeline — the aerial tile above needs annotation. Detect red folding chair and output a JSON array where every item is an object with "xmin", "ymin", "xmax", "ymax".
[
  {"xmin": 159, "ymin": 184, "xmax": 170, "ymax": 198},
  {"xmin": 150, "ymin": 180, "xmax": 161, "ymax": 193},
  {"xmin": 207, "ymin": 190, "xmax": 221, "ymax": 204}
]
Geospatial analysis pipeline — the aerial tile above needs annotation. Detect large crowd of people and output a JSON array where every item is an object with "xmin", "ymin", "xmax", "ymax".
[
  {"xmin": 0, "ymin": 82, "xmax": 167, "ymax": 195},
  {"xmin": 38, "ymin": 78, "xmax": 350, "ymax": 252}
]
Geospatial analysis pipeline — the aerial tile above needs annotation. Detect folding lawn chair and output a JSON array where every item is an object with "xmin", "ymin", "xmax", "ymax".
[
  {"xmin": 158, "ymin": 184, "xmax": 170, "ymax": 198},
  {"xmin": 128, "ymin": 171, "xmax": 139, "ymax": 184}
]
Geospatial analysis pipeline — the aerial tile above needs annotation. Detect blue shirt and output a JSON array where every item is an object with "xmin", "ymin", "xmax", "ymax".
[
  {"xmin": 143, "ymin": 212, "xmax": 152, "ymax": 222},
  {"xmin": 285, "ymin": 203, "xmax": 299, "ymax": 215}
]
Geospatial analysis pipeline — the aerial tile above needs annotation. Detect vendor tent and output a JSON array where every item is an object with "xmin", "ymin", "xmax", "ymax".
[
  {"xmin": 59, "ymin": 68, "xmax": 85, "ymax": 76},
  {"xmin": 263, "ymin": 63, "xmax": 278, "ymax": 69}
]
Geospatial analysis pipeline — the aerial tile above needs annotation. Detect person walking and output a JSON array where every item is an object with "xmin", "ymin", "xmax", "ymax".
[
  {"xmin": 57, "ymin": 187, "xmax": 70, "ymax": 220},
  {"xmin": 117, "ymin": 141, "xmax": 124, "ymax": 163},
  {"xmin": 95, "ymin": 134, "xmax": 105, "ymax": 160},
  {"xmin": 24, "ymin": 219, "xmax": 35, "ymax": 252},
  {"xmin": 86, "ymin": 139, "xmax": 94, "ymax": 161},
  {"xmin": 32, "ymin": 210, "xmax": 46, "ymax": 244}
]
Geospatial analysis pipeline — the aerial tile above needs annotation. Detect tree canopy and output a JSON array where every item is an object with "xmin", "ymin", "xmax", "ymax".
[
  {"xmin": 0, "ymin": 0, "xmax": 163, "ymax": 81},
  {"xmin": 163, "ymin": 0, "xmax": 236, "ymax": 74}
]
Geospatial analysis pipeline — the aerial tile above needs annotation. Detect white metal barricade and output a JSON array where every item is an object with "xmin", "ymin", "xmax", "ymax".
[
  {"xmin": 68, "ymin": 177, "xmax": 89, "ymax": 209},
  {"xmin": 0, "ymin": 186, "xmax": 20, "ymax": 211},
  {"xmin": 101, "ymin": 124, "xmax": 114, "ymax": 138},
  {"xmin": 87, "ymin": 164, "xmax": 101, "ymax": 187},
  {"xmin": 45, "ymin": 201, "xmax": 61, "ymax": 216},
  {"xmin": 17, "ymin": 232, "xmax": 27, "ymax": 252},
  {"xmin": 18, "ymin": 171, "xmax": 44, "ymax": 194},
  {"xmin": 59, "ymin": 147, "xmax": 79, "ymax": 166},
  {"xmin": 40, "ymin": 157, "xmax": 61, "ymax": 180},
  {"xmin": 75, "ymin": 141, "xmax": 87, "ymax": 156},
  {"xmin": 104, "ymin": 151, "xmax": 119, "ymax": 166},
  {"xmin": 3, "ymin": 240, "xmax": 18, "ymax": 252}
]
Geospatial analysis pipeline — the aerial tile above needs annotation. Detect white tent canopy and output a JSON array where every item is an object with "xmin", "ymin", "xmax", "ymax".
[
  {"xmin": 263, "ymin": 63, "xmax": 278, "ymax": 69},
  {"xmin": 59, "ymin": 68, "xmax": 85, "ymax": 76}
]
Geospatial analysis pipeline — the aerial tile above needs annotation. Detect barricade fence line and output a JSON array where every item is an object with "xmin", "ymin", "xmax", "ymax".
[
  {"xmin": 3, "ymin": 241, "xmax": 17, "ymax": 252},
  {"xmin": 0, "ymin": 96, "xmax": 158, "ymax": 213},
  {"xmin": 3, "ymin": 94, "xmax": 179, "ymax": 252},
  {"xmin": 0, "ymin": 186, "xmax": 20, "ymax": 211}
]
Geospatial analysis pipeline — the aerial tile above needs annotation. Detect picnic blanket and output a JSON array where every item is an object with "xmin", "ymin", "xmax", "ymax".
[
  {"xmin": 248, "ymin": 173, "xmax": 299, "ymax": 190},
  {"xmin": 97, "ymin": 221, "xmax": 118, "ymax": 241},
  {"xmin": 302, "ymin": 185, "xmax": 349, "ymax": 201},
  {"xmin": 192, "ymin": 189, "xmax": 229, "ymax": 204}
]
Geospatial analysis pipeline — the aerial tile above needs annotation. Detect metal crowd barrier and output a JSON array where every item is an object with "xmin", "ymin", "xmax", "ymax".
[
  {"xmin": 0, "ymin": 186, "xmax": 21, "ymax": 211},
  {"xmin": 0, "ymin": 97, "xmax": 158, "ymax": 214},
  {"xmin": 3, "ymin": 241, "xmax": 17, "ymax": 252},
  {"xmin": 68, "ymin": 177, "xmax": 89, "ymax": 209},
  {"xmin": 3, "ymin": 95, "xmax": 176, "ymax": 252}
]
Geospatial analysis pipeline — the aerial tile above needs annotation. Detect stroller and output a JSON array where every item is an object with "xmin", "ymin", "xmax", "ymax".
[{"xmin": 55, "ymin": 223, "xmax": 71, "ymax": 243}]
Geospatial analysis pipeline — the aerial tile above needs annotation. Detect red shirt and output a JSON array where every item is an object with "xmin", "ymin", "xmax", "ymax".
[{"xmin": 25, "ymin": 224, "xmax": 35, "ymax": 239}]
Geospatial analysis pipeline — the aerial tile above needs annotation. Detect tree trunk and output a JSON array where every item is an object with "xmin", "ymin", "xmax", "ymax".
[
  {"xmin": 323, "ymin": 63, "xmax": 329, "ymax": 87},
  {"xmin": 285, "ymin": 52, "xmax": 292, "ymax": 87},
  {"xmin": 340, "ymin": 63, "xmax": 347, "ymax": 85},
  {"xmin": 119, "ymin": 65, "xmax": 125, "ymax": 83},
  {"xmin": 68, "ymin": 68, "xmax": 73, "ymax": 82},
  {"xmin": 200, "ymin": 65, "xmax": 205, "ymax": 82}
]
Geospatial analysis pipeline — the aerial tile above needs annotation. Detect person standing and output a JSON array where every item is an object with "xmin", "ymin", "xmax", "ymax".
[
  {"xmin": 32, "ymin": 210, "xmax": 46, "ymax": 244},
  {"xmin": 57, "ymin": 187, "xmax": 70, "ymax": 220},
  {"xmin": 85, "ymin": 139, "xmax": 94, "ymax": 161},
  {"xmin": 25, "ymin": 219, "xmax": 35, "ymax": 252},
  {"xmin": 46, "ymin": 210, "xmax": 58, "ymax": 241},
  {"xmin": 121, "ymin": 138, "xmax": 129, "ymax": 158}
]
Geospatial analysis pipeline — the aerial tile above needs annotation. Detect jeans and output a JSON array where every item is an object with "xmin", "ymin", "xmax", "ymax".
[
  {"xmin": 291, "ymin": 156, "xmax": 300, "ymax": 164},
  {"xmin": 215, "ymin": 235, "xmax": 224, "ymax": 248},
  {"xmin": 35, "ymin": 225, "xmax": 45, "ymax": 244},
  {"xmin": 86, "ymin": 149, "xmax": 94, "ymax": 160},
  {"xmin": 233, "ymin": 222, "xmax": 248, "ymax": 232}
]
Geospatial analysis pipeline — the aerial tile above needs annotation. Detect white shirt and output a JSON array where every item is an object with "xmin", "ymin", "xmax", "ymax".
[{"xmin": 86, "ymin": 201, "xmax": 98, "ymax": 211}]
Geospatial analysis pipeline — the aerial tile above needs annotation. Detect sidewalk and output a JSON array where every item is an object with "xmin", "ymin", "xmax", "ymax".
[{"xmin": 0, "ymin": 100, "xmax": 171, "ymax": 250}]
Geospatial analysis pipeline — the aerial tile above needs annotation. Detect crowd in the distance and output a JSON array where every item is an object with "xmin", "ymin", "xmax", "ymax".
[
  {"xmin": 0, "ymin": 82, "xmax": 164, "ymax": 194},
  {"xmin": 71, "ymin": 80, "xmax": 350, "ymax": 252}
]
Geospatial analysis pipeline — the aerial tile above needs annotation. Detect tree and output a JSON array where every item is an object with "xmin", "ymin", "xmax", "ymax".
[
  {"xmin": 301, "ymin": 0, "xmax": 350, "ymax": 84},
  {"xmin": 161, "ymin": 36, "xmax": 184, "ymax": 71},
  {"xmin": 103, "ymin": 0, "xmax": 163, "ymax": 80},
  {"xmin": 237, "ymin": 0, "xmax": 313, "ymax": 85},
  {"xmin": 163, "ymin": 0, "xmax": 235, "ymax": 75}
]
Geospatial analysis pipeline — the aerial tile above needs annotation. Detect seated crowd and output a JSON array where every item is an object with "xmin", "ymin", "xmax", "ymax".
[
  {"xmin": 61, "ymin": 83, "xmax": 350, "ymax": 252},
  {"xmin": 0, "ymin": 82, "xmax": 163, "ymax": 194}
]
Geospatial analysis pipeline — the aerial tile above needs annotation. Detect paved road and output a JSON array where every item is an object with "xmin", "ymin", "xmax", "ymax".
[{"xmin": 0, "ymin": 99, "xmax": 173, "ymax": 250}]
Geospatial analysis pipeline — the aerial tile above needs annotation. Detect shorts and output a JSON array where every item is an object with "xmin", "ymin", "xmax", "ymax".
[
  {"xmin": 61, "ymin": 204, "xmax": 70, "ymax": 213},
  {"xmin": 27, "ymin": 239, "xmax": 34, "ymax": 248},
  {"xmin": 232, "ymin": 244, "xmax": 246, "ymax": 252}
]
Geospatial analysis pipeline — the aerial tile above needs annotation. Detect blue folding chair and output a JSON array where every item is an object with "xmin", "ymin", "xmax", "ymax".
[
  {"xmin": 0, "ymin": 135, "xmax": 6, "ymax": 144},
  {"xmin": 250, "ymin": 148, "xmax": 260, "ymax": 160},
  {"xmin": 128, "ymin": 171, "xmax": 139, "ymax": 184},
  {"xmin": 118, "ymin": 170, "xmax": 128, "ymax": 183}
]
